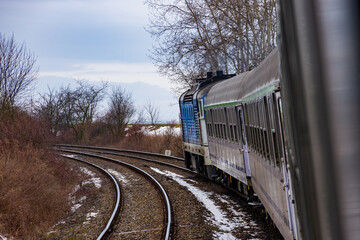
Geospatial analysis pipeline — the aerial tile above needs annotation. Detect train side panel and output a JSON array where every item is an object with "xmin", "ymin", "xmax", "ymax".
[
  {"xmin": 243, "ymin": 90, "xmax": 297, "ymax": 240},
  {"xmin": 180, "ymin": 99, "xmax": 200, "ymax": 145},
  {"xmin": 249, "ymin": 152, "xmax": 292, "ymax": 240},
  {"xmin": 205, "ymin": 106, "xmax": 248, "ymax": 184}
]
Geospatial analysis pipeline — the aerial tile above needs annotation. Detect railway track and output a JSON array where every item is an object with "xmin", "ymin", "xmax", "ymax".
[
  {"xmin": 61, "ymin": 155, "xmax": 121, "ymax": 240},
  {"xmin": 56, "ymin": 145, "xmax": 283, "ymax": 239},
  {"xmin": 57, "ymin": 144, "xmax": 189, "ymax": 171},
  {"xmin": 57, "ymin": 144, "xmax": 248, "ymax": 200},
  {"xmin": 57, "ymin": 148, "xmax": 173, "ymax": 240}
]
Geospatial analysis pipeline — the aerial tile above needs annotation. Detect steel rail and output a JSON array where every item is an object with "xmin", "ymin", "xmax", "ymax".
[
  {"xmin": 60, "ymin": 154, "xmax": 121, "ymax": 240},
  {"xmin": 59, "ymin": 149, "xmax": 173, "ymax": 240},
  {"xmin": 56, "ymin": 144, "xmax": 184, "ymax": 161},
  {"xmin": 58, "ymin": 146, "xmax": 194, "ymax": 174},
  {"xmin": 59, "ymin": 145, "xmax": 249, "ymax": 203}
]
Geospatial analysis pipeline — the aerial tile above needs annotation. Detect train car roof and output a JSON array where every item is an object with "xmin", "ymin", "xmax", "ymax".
[
  {"xmin": 179, "ymin": 73, "xmax": 235, "ymax": 102},
  {"xmin": 205, "ymin": 48, "xmax": 279, "ymax": 107}
]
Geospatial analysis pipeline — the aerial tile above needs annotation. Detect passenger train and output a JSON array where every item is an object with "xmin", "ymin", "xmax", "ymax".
[{"xmin": 179, "ymin": 0, "xmax": 359, "ymax": 239}]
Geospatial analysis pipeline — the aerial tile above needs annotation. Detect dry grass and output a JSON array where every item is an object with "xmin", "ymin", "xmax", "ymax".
[
  {"xmin": 113, "ymin": 125, "xmax": 184, "ymax": 157},
  {"xmin": 0, "ymin": 111, "xmax": 82, "ymax": 239}
]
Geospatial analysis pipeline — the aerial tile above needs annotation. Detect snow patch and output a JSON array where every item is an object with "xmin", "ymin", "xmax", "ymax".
[
  {"xmin": 143, "ymin": 126, "xmax": 181, "ymax": 136},
  {"xmin": 71, "ymin": 203, "xmax": 82, "ymax": 212},
  {"xmin": 107, "ymin": 169, "xmax": 129, "ymax": 184},
  {"xmin": 0, "ymin": 234, "xmax": 8, "ymax": 240},
  {"xmin": 127, "ymin": 125, "xmax": 181, "ymax": 136},
  {"xmin": 86, "ymin": 211, "xmax": 99, "ymax": 221},
  {"xmin": 150, "ymin": 167, "xmax": 261, "ymax": 239},
  {"xmin": 62, "ymin": 154, "xmax": 77, "ymax": 158},
  {"xmin": 80, "ymin": 167, "xmax": 102, "ymax": 188},
  {"xmin": 70, "ymin": 196, "xmax": 87, "ymax": 213}
]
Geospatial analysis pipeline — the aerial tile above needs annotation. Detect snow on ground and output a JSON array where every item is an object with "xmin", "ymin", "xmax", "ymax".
[
  {"xmin": 84, "ymin": 211, "xmax": 99, "ymax": 224},
  {"xmin": 68, "ymin": 167, "xmax": 102, "ymax": 214},
  {"xmin": 71, "ymin": 203, "xmax": 82, "ymax": 213},
  {"xmin": 79, "ymin": 167, "xmax": 102, "ymax": 188},
  {"xmin": 150, "ymin": 167, "xmax": 261, "ymax": 240},
  {"xmin": 126, "ymin": 125, "xmax": 181, "ymax": 136},
  {"xmin": 0, "ymin": 234, "xmax": 8, "ymax": 240},
  {"xmin": 107, "ymin": 169, "xmax": 129, "ymax": 185},
  {"xmin": 70, "ymin": 196, "xmax": 87, "ymax": 213},
  {"xmin": 142, "ymin": 126, "xmax": 181, "ymax": 136}
]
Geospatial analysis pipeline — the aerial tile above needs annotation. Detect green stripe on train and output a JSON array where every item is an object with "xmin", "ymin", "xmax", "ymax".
[{"xmin": 204, "ymin": 82, "xmax": 277, "ymax": 109}]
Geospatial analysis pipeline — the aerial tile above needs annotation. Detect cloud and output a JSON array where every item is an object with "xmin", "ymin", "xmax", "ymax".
[
  {"xmin": 40, "ymin": 62, "xmax": 175, "ymax": 90},
  {"xmin": 1, "ymin": 0, "xmax": 149, "ymax": 27}
]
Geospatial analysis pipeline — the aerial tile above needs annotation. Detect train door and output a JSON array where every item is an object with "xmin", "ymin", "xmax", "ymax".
[
  {"xmin": 237, "ymin": 105, "xmax": 251, "ymax": 177},
  {"xmin": 275, "ymin": 92, "xmax": 299, "ymax": 240}
]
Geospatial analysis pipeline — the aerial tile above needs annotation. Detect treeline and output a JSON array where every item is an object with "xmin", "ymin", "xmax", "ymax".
[{"xmin": 35, "ymin": 82, "xmax": 136, "ymax": 145}]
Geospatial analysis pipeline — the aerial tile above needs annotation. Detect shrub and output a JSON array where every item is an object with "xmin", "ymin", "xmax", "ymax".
[{"xmin": 0, "ymin": 110, "xmax": 82, "ymax": 238}]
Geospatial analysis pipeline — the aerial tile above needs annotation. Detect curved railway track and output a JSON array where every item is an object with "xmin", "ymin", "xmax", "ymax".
[
  {"xmin": 58, "ymin": 148, "xmax": 173, "ymax": 240},
  {"xmin": 57, "ymin": 145, "xmax": 283, "ymax": 239},
  {"xmin": 57, "ymin": 145, "xmax": 249, "ymax": 199},
  {"xmin": 57, "ymin": 144, "xmax": 184, "ymax": 165},
  {"xmin": 61, "ymin": 154, "xmax": 121, "ymax": 240}
]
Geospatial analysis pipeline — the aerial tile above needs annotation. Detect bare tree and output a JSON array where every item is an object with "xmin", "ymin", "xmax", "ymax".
[
  {"xmin": 35, "ymin": 81, "xmax": 107, "ymax": 142},
  {"xmin": 144, "ymin": 100, "xmax": 160, "ymax": 125},
  {"xmin": 65, "ymin": 81, "xmax": 107, "ymax": 142},
  {"xmin": 146, "ymin": 0, "xmax": 276, "ymax": 88},
  {"xmin": 0, "ymin": 33, "xmax": 39, "ymax": 114},
  {"xmin": 35, "ymin": 87, "xmax": 64, "ymax": 136},
  {"xmin": 105, "ymin": 86, "xmax": 136, "ymax": 141}
]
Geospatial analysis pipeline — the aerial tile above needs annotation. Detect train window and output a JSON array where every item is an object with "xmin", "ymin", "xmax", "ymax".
[
  {"xmin": 224, "ymin": 108, "xmax": 229, "ymax": 141},
  {"xmin": 253, "ymin": 102, "xmax": 260, "ymax": 153},
  {"xmin": 257, "ymin": 101, "xmax": 264, "ymax": 157},
  {"xmin": 205, "ymin": 110, "xmax": 211, "ymax": 137},
  {"xmin": 198, "ymin": 100, "xmax": 203, "ymax": 118},
  {"xmin": 263, "ymin": 97, "xmax": 272, "ymax": 161},
  {"xmin": 234, "ymin": 125, "xmax": 238, "ymax": 142},
  {"xmin": 278, "ymin": 98, "xmax": 285, "ymax": 161},
  {"xmin": 271, "ymin": 93, "xmax": 282, "ymax": 168},
  {"xmin": 249, "ymin": 104, "xmax": 255, "ymax": 148},
  {"xmin": 217, "ymin": 109, "xmax": 222, "ymax": 139},
  {"xmin": 223, "ymin": 123, "xmax": 227, "ymax": 140},
  {"xmin": 262, "ymin": 97, "xmax": 270, "ymax": 161},
  {"xmin": 221, "ymin": 109, "xmax": 225, "ymax": 140},
  {"xmin": 248, "ymin": 104, "xmax": 255, "ymax": 149},
  {"xmin": 208, "ymin": 109, "xmax": 212, "ymax": 137},
  {"xmin": 265, "ymin": 96, "xmax": 275, "ymax": 165},
  {"xmin": 245, "ymin": 104, "xmax": 253, "ymax": 147},
  {"xmin": 214, "ymin": 116, "xmax": 217, "ymax": 138},
  {"xmin": 218, "ymin": 109, "xmax": 222, "ymax": 139},
  {"xmin": 239, "ymin": 109, "xmax": 244, "ymax": 144},
  {"xmin": 259, "ymin": 99, "xmax": 268, "ymax": 159}
]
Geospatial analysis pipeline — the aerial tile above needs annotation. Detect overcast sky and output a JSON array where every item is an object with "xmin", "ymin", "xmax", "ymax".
[{"xmin": 0, "ymin": 0, "xmax": 180, "ymax": 122}]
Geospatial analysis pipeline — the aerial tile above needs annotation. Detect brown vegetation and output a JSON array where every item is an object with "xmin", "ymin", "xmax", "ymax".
[
  {"xmin": 112, "ymin": 124, "xmax": 184, "ymax": 158},
  {"xmin": 0, "ymin": 111, "xmax": 82, "ymax": 239}
]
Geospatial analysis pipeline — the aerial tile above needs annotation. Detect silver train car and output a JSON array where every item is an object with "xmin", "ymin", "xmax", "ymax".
[
  {"xmin": 204, "ymin": 49, "xmax": 297, "ymax": 240},
  {"xmin": 179, "ymin": 0, "xmax": 359, "ymax": 239},
  {"xmin": 278, "ymin": 0, "xmax": 359, "ymax": 239}
]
